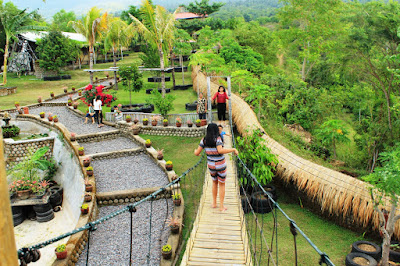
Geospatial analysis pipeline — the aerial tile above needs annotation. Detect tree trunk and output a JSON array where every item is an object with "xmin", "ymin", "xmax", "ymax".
[
  {"xmin": 78, "ymin": 57, "xmax": 81, "ymax": 69},
  {"xmin": 89, "ymin": 45, "xmax": 94, "ymax": 85},
  {"xmin": 180, "ymin": 54, "xmax": 185, "ymax": 85},
  {"xmin": 159, "ymin": 48, "xmax": 166, "ymax": 98},
  {"xmin": 112, "ymin": 47, "xmax": 118, "ymax": 90},
  {"xmin": 121, "ymin": 45, "xmax": 123, "ymax": 60},
  {"xmin": 170, "ymin": 50, "xmax": 176, "ymax": 89},
  {"xmin": 384, "ymin": 90, "xmax": 392, "ymax": 132},
  {"xmin": 301, "ymin": 56, "xmax": 307, "ymax": 81},
  {"xmin": 3, "ymin": 38, "xmax": 10, "ymax": 85}
]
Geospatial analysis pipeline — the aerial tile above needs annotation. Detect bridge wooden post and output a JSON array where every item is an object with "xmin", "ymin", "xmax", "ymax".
[
  {"xmin": 0, "ymin": 130, "xmax": 19, "ymax": 265},
  {"xmin": 207, "ymin": 76, "xmax": 212, "ymax": 124}
]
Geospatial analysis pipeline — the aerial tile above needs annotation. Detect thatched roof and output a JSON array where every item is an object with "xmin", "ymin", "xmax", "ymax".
[{"xmin": 191, "ymin": 65, "xmax": 399, "ymax": 238}]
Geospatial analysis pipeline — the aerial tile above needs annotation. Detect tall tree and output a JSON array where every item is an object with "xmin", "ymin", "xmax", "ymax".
[
  {"xmin": 69, "ymin": 7, "xmax": 108, "ymax": 85},
  {"xmin": 173, "ymin": 29, "xmax": 192, "ymax": 85},
  {"xmin": 104, "ymin": 16, "xmax": 135, "ymax": 90},
  {"xmin": 0, "ymin": 2, "xmax": 38, "ymax": 85},
  {"xmin": 129, "ymin": 0, "xmax": 180, "ymax": 97},
  {"xmin": 182, "ymin": 0, "xmax": 225, "ymax": 17},
  {"xmin": 52, "ymin": 9, "xmax": 76, "ymax": 32},
  {"xmin": 278, "ymin": 0, "xmax": 346, "ymax": 82}
]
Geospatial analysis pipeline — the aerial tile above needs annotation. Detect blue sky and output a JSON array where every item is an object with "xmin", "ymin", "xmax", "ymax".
[{"xmin": 8, "ymin": 0, "xmax": 142, "ymax": 20}]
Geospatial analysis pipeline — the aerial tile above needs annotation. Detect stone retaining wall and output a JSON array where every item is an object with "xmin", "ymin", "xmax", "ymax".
[
  {"xmin": 75, "ymin": 130, "xmax": 121, "ymax": 143},
  {"xmin": 117, "ymin": 121, "xmax": 206, "ymax": 137},
  {"xmin": 4, "ymin": 137, "xmax": 54, "ymax": 165},
  {"xmin": 89, "ymin": 148, "xmax": 144, "ymax": 161},
  {"xmin": 0, "ymin": 86, "xmax": 17, "ymax": 96}
]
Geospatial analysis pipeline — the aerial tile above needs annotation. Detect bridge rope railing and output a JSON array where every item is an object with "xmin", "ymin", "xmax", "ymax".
[
  {"xmin": 16, "ymin": 153, "xmax": 207, "ymax": 265},
  {"xmin": 227, "ymin": 115, "xmax": 335, "ymax": 265}
]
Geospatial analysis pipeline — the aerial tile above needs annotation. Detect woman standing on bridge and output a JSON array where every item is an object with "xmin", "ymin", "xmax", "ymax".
[
  {"xmin": 212, "ymin": 86, "xmax": 229, "ymax": 126},
  {"xmin": 194, "ymin": 123, "xmax": 238, "ymax": 212}
]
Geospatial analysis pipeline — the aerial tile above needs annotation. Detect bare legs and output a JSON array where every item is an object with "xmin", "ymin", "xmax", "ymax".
[{"xmin": 212, "ymin": 179, "xmax": 227, "ymax": 211}]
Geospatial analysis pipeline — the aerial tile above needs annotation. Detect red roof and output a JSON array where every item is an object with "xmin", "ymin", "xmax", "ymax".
[{"xmin": 175, "ymin": 12, "xmax": 207, "ymax": 20}]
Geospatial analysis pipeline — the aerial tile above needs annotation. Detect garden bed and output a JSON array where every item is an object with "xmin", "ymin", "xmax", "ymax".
[{"xmin": 42, "ymin": 75, "xmax": 71, "ymax": 81}]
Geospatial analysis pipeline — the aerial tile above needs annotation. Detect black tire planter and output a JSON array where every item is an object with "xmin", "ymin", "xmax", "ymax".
[
  {"xmin": 12, "ymin": 206, "xmax": 25, "ymax": 226},
  {"xmin": 389, "ymin": 241, "xmax": 400, "ymax": 263},
  {"xmin": 240, "ymin": 194, "xmax": 251, "ymax": 214},
  {"xmin": 173, "ymin": 66, "xmax": 188, "ymax": 72},
  {"xmin": 251, "ymin": 191, "xmax": 274, "ymax": 214},
  {"xmin": 43, "ymin": 76, "xmax": 62, "ymax": 81},
  {"xmin": 185, "ymin": 103, "xmax": 197, "ymax": 111},
  {"xmin": 51, "ymin": 186, "xmax": 64, "ymax": 198},
  {"xmin": 33, "ymin": 203, "xmax": 52, "ymax": 213},
  {"xmin": 61, "ymin": 75, "xmax": 71, "ymax": 80},
  {"xmin": 36, "ymin": 209, "xmax": 53, "ymax": 218},
  {"xmin": 36, "ymin": 210, "xmax": 54, "ymax": 223},
  {"xmin": 49, "ymin": 189, "xmax": 63, "ymax": 208},
  {"xmin": 147, "ymin": 77, "xmax": 171, "ymax": 82},
  {"xmin": 351, "ymin": 240, "xmax": 381, "ymax": 260},
  {"xmin": 345, "ymin": 252, "xmax": 377, "ymax": 266},
  {"xmin": 174, "ymin": 84, "xmax": 192, "ymax": 90},
  {"xmin": 261, "ymin": 184, "xmax": 278, "ymax": 201}
]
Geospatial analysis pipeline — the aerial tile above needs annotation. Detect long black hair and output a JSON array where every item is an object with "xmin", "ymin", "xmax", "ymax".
[
  {"xmin": 218, "ymin": 85, "xmax": 226, "ymax": 92},
  {"xmin": 203, "ymin": 123, "xmax": 219, "ymax": 147}
]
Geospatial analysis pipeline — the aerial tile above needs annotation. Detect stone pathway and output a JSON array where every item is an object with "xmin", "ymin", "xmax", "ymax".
[{"xmin": 82, "ymin": 137, "xmax": 140, "ymax": 155}]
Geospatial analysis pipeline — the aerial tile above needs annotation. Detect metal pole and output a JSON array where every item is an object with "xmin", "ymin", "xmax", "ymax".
[
  {"xmin": 207, "ymin": 76, "xmax": 213, "ymax": 124},
  {"xmin": 0, "ymin": 129, "xmax": 19, "ymax": 265},
  {"xmin": 227, "ymin": 76, "xmax": 232, "ymax": 128}
]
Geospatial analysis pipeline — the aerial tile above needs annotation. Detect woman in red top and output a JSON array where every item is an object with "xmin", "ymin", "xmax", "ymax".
[{"xmin": 212, "ymin": 86, "xmax": 229, "ymax": 125}]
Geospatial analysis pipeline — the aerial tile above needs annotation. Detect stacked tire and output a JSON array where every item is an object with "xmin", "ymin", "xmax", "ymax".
[
  {"xmin": 345, "ymin": 241, "xmax": 381, "ymax": 266},
  {"xmin": 12, "ymin": 206, "xmax": 25, "ymax": 226},
  {"xmin": 250, "ymin": 184, "xmax": 278, "ymax": 214},
  {"xmin": 49, "ymin": 186, "xmax": 63, "ymax": 208},
  {"xmin": 33, "ymin": 203, "xmax": 54, "ymax": 223}
]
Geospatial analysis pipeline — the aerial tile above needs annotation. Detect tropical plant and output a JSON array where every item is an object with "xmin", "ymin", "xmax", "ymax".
[
  {"xmin": 175, "ymin": 117, "xmax": 182, "ymax": 124},
  {"xmin": 315, "ymin": 119, "xmax": 350, "ymax": 160},
  {"xmin": 362, "ymin": 145, "xmax": 400, "ymax": 265},
  {"xmin": 7, "ymin": 147, "xmax": 54, "ymax": 182},
  {"xmin": 0, "ymin": 2, "xmax": 41, "ymax": 84},
  {"xmin": 104, "ymin": 16, "xmax": 135, "ymax": 90},
  {"xmin": 119, "ymin": 64, "xmax": 143, "ymax": 106},
  {"xmin": 129, "ymin": 0, "xmax": 181, "ymax": 97},
  {"xmin": 182, "ymin": 0, "xmax": 225, "ymax": 18},
  {"xmin": 236, "ymin": 129, "xmax": 278, "ymax": 185},
  {"xmin": 69, "ymin": 7, "xmax": 108, "ymax": 85},
  {"xmin": 147, "ymin": 90, "xmax": 175, "ymax": 118}
]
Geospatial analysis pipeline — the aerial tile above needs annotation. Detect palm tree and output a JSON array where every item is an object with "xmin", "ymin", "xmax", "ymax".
[
  {"xmin": 69, "ymin": 7, "xmax": 107, "ymax": 85},
  {"xmin": 0, "ymin": 4, "xmax": 38, "ymax": 85},
  {"xmin": 129, "ymin": 0, "xmax": 180, "ymax": 97},
  {"xmin": 104, "ymin": 16, "xmax": 135, "ymax": 90}
]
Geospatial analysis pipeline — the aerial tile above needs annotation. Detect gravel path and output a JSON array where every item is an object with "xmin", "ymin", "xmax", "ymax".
[
  {"xmin": 47, "ymin": 92, "xmax": 80, "ymax": 103},
  {"xmin": 83, "ymin": 137, "xmax": 140, "ymax": 155},
  {"xmin": 92, "ymin": 154, "xmax": 168, "ymax": 193},
  {"xmin": 28, "ymin": 106, "xmax": 114, "ymax": 135},
  {"xmin": 76, "ymin": 200, "xmax": 172, "ymax": 266}
]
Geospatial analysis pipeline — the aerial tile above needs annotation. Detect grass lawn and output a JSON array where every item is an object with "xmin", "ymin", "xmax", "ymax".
[{"xmin": 246, "ymin": 191, "xmax": 366, "ymax": 265}]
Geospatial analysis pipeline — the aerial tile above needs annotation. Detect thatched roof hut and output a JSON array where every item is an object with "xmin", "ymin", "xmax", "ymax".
[{"xmin": 192, "ymin": 65, "xmax": 398, "ymax": 238}]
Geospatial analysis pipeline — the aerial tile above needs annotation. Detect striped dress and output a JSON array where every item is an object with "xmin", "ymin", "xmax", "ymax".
[{"xmin": 200, "ymin": 137, "xmax": 227, "ymax": 183}]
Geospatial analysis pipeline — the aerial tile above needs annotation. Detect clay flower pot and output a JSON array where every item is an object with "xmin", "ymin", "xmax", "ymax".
[
  {"xmin": 201, "ymin": 119, "xmax": 207, "ymax": 126},
  {"xmin": 53, "ymin": 117, "xmax": 59, "ymax": 123},
  {"xmin": 143, "ymin": 120, "xmax": 149, "ymax": 126},
  {"xmin": 163, "ymin": 121, "xmax": 168, "ymax": 127},
  {"xmin": 157, "ymin": 154, "xmax": 163, "ymax": 160},
  {"xmin": 17, "ymin": 189, "xmax": 31, "ymax": 200},
  {"xmin": 173, "ymin": 198, "xmax": 181, "ymax": 206},
  {"xmin": 84, "ymin": 194, "xmax": 92, "ymax": 202},
  {"xmin": 126, "ymin": 117, "xmax": 132, "ymax": 123},
  {"xmin": 187, "ymin": 123, "xmax": 193, "ymax": 128},
  {"xmin": 73, "ymin": 104, "xmax": 78, "ymax": 109},
  {"xmin": 64, "ymin": 89, "xmax": 67, "ymax": 93},
  {"xmin": 166, "ymin": 164, "xmax": 173, "ymax": 171},
  {"xmin": 50, "ymin": 93, "xmax": 55, "ymax": 98},
  {"xmin": 48, "ymin": 116, "xmax": 53, "ymax": 122},
  {"xmin": 81, "ymin": 207, "xmax": 89, "ymax": 215},
  {"xmin": 134, "ymin": 118, "xmax": 139, "ymax": 124},
  {"xmin": 78, "ymin": 150, "xmax": 84, "ymax": 156},
  {"xmin": 196, "ymin": 122, "xmax": 201, "ymax": 127},
  {"xmin": 145, "ymin": 142, "xmax": 151, "ymax": 148},
  {"xmin": 85, "ymin": 184, "xmax": 93, "ymax": 192},
  {"xmin": 86, "ymin": 169, "xmax": 93, "ymax": 177},
  {"xmin": 39, "ymin": 113, "xmax": 45, "ymax": 118},
  {"xmin": 162, "ymin": 248, "xmax": 172, "ymax": 260},
  {"xmin": 83, "ymin": 160, "xmax": 90, "ymax": 167},
  {"xmin": 176, "ymin": 122, "xmax": 182, "ymax": 128},
  {"xmin": 55, "ymin": 250, "xmax": 67, "ymax": 260}
]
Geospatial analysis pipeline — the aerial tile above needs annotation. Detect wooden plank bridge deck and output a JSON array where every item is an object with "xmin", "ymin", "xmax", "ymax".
[{"xmin": 181, "ymin": 126, "xmax": 252, "ymax": 265}]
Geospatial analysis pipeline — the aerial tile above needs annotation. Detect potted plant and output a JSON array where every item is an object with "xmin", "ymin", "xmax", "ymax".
[
  {"xmin": 162, "ymin": 119, "xmax": 168, "ymax": 127},
  {"xmin": 171, "ymin": 174, "xmax": 178, "ymax": 181},
  {"xmin": 39, "ymin": 112, "xmax": 45, "ymax": 118},
  {"xmin": 67, "ymin": 99, "xmax": 72, "ymax": 106},
  {"xmin": 37, "ymin": 96, "xmax": 42, "ymax": 103},
  {"xmin": 73, "ymin": 102, "xmax": 78, "ymax": 109},
  {"xmin": 32, "ymin": 180, "xmax": 49, "ymax": 199},
  {"xmin": 64, "ymin": 88, "xmax": 68, "ymax": 93},
  {"xmin": 78, "ymin": 147, "xmax": 84, "ymax": 156},
  {"xmin": 151, "ymin": 116, "xmax": 159, "ymax": 126},
  {"xmin": 172, "ymin": 193, "xmax": 181, "ymax": 206},
  {"xmin": 70, "ymin": 132, "xmax": 76, "ymax": 142},
  {"xmin": 14, "ymin": 101, "xmax": 20, "ymax": 108},
  {"xmin": 50, "ymin": 91, "xmax": 55, "ymax": 98},
  {"xmin": 86, "ymin": 166, "xmax": 94, "ymax": 177},
  {"xmin": 17, "ymin": 107, "xmax": 23, "ymax": 114},
  {"xmin": 109, "ymin": 81, "xmax": 113, "ymax": 86},
  {"xmin": 8, "ymin": 177, "xmax": 32, "ymax": 200},
  {"xmin": 55, "ymin": 244, "xmax": 67, "ymax": 260},
  {"xmin": 126, "ymin": 115, "xmax": 132, "ymax": 123},
  {"xmin": 131, "ymin": 124, "xmax": 140, "ymax": 135},
  {"xmin": 133, "ymin": 118, "xmax": 139, "ymax": 124},
  {"xmin": 187, "ymin": 120, "xmax": 193, "ymax": 127},
  {"xmin": 145, "ymin": 139, "xmax": 151, "ymax": 148},
  {"xmin": 72, "ymin": 87, "xmax": 76, "ymax": 92},
  {"xmin": 48, "ymin": 113, "xmax": 53, "ymax": 121},
  {"xmin": 84, "ymin": 194, "xmax": 92, "ymax": 202},
  {"xmin": 161, "ymin": 244, "xmax": 172, "ymax": 260},
  {"xmin": 85, "ymin": 179, "xmax": 93, "ymax": 192},
  {"xmin": 201, "ymin": 119, "xmax": 207, "ymax": 126},
  {"xmin": 195, "ymin": 119, "xmax": 201, "ymax": 127},
  {"xmin": 83, "ymin": 156, "xmax": 91, "ymax": 167},
  {"xmin": 166, "ymin": 216, "xmax": 182, "ymax": 234},
  {"xmin": 175, "ymin": 117, "xmax": 182, "ymax": 127},
  {"xmin": 78, "ymin": 91, "xmax": 82, "ymax": 96},
  {"xmin": 53, "ymin": 115, "xmax": 59, "ymax": 123},
  {"xmin": 157, "ymin": 149, "xmax": 164, "ymax": 160},
  {"xmin": 81, "ymin": 203, "xmax": 89, "ymax": 214},
  {"xmin": 165, "ymin": 161, "xmax": 173, "ymax": 171},
  {"xmin": 143, "ymin": 118, "xmax": 149, "ymax": 126}
]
